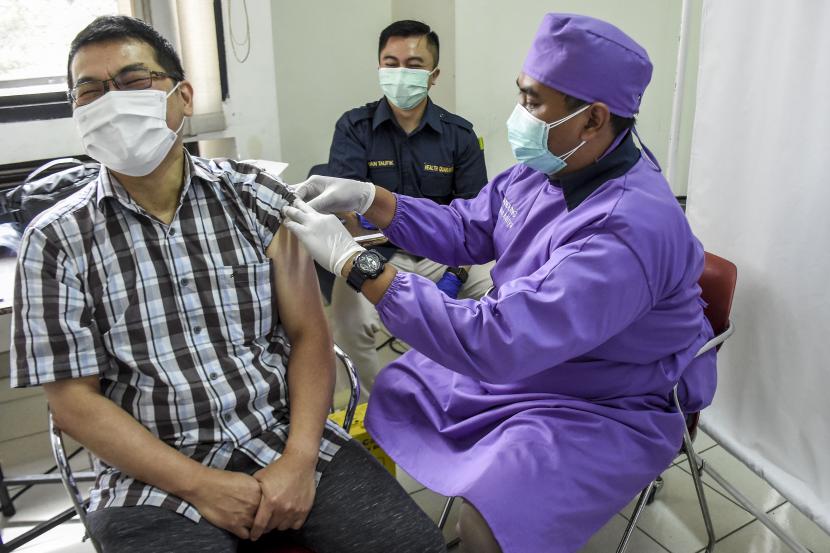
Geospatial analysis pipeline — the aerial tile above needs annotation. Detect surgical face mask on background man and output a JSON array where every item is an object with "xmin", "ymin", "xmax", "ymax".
[
  {"xmin": 73, "ymin": 82, "xmax": 184, "ymax": 177},
  {"xmin": 506, "ymin": 102, "xmax": 590, "ymax": 175},
  {"xmin": 378, "ymin": 67, "xmax": 435, "ymax": 110}
]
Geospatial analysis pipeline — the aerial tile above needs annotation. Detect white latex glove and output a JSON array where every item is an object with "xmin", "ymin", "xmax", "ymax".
[
  {"xmin": 282, "ymin": 200, "xmax": 365, "ymax": 276},
  {"xmin": 292, "ymin": 175, "xmax": 376, "ymax": 215}
]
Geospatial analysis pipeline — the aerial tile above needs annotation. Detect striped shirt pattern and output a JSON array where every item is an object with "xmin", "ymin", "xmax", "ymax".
[{"xmin": 11, "ymin": 153, "xmax": 349, "ymax": 521}]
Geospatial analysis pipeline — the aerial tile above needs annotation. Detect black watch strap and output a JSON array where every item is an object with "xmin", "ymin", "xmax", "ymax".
[{"xmin": 346, "ymin": 250, "xmax": 386, "ymax": 292}]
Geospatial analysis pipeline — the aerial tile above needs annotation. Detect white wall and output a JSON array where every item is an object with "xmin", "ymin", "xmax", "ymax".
[
  {"xmin": 270, "ymin": 0, "xmax": 465, "ymax": 184},
  {"xmin": 267, "ymin": 0, "xmax": 700, "ymax": 193},
  {"xmin": 454, "ymin": 0, "xmax": 700, "ymax": 194},
  {"xmin": 391, "ymin": 0, "xmax": 456, "ymax": 112},
  {"xmin": 270, "ymin": 0, "xmax": 393, "ymax": 184},
  {"xmin": 218, "ymin": 0, "xmax": 282, "ymax": 161}
]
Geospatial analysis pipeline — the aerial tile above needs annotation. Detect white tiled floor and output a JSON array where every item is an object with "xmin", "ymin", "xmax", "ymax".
[{"xmin": 3, "ymin": 337, "xmax": 829, "ymax": 552}]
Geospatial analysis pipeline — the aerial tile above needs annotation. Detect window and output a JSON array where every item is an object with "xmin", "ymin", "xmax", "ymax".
[{"xmin": 0, "ymin": 0, "xmax": 132, "ymax": 123}]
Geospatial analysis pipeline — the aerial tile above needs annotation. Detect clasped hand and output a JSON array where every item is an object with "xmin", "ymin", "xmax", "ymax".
[{"xmin": 188, "ymin": 453, "xmax": 317, "ymax": 541}]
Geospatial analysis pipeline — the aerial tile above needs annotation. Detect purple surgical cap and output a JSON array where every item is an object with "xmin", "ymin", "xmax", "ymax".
[{"xmin": 522, "ymin": 13, "xmax": 652, "ymax": 118}]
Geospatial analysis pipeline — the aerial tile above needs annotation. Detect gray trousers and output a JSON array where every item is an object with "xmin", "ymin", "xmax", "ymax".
[{"xmin": 86, "ymin": 440, "xmax": 445, "ymax": 553}]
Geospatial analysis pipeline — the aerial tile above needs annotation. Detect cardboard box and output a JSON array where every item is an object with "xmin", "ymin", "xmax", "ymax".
[{"xmin": 329, "ymin": 402, "xmax": 396, "ymax": 476}]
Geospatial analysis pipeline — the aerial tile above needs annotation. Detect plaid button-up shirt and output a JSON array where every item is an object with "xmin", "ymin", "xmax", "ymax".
[{"xmin": 11, "ymin": 153, "xmax": 349, "ymax": 521}]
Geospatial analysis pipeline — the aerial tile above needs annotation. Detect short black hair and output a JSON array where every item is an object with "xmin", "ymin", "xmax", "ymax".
[
  {"xmin": 563, "ymin": 94, "xmax": 635, "ymax": 137},
  {"xmin": 67, "ymin": 15, "xmax": 185, "ymax": 88},
  {"xmin": 378, "ymin": 20, "xmax": 440, "ymax": 68}
]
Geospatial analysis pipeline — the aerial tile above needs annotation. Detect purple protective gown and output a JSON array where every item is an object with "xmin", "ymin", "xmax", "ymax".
[{"xmin": 364, "ymin": 150, "xmax": 717, "ymax": 553}]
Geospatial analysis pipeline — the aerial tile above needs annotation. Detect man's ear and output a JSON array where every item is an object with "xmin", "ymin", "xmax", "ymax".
[
  {"xmin": 429, "ymin": 68, "xmax": 440, "ymax": 86},
  {"xmin": 177, "ymin": 80, "xmax": 195, "ymax": 117},
  {"xmin": 581, "ymin": 102, "xmax": 611, "ymax": 140}
]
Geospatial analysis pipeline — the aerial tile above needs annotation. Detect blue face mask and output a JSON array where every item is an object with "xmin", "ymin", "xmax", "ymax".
[{"xmin": 506, "ymin": 103, "xmax": 590, "ymax": 175}]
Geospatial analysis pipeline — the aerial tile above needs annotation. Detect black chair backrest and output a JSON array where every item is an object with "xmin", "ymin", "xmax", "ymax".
[{"xmin": 307, "ymin": 163, "xmax": 330, "ymax": 178}]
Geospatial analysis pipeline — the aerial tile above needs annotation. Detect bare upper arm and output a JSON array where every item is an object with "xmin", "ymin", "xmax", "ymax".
[
  {"xmin": 43, "ymin": 376, "xmax": 102, "ymax": 427},
  {"xmin": 266, "ymin": 226, "xmax": 330, "ymax": 344}
]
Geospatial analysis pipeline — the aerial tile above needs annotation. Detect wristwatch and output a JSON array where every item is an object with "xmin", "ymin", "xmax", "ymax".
[
  {"xmin": 346, "ymin": 250, "xmax": 387, "ymax": 292},
  {"xmin": 445, "ymin": 266, "xmax": 469, "ymax": 284}
]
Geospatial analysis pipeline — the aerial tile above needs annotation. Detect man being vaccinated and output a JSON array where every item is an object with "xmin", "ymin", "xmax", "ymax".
[
  {"xmin": 283, "ymin": 13, "xmax": 717, "ymax": 553},
  {"xmin": 11, "ymin": 15, "xmax": 444, "ymax": 553},
  {"xmin": 315, "ymin": 20, "xmax": 492, "ymax": 394}
]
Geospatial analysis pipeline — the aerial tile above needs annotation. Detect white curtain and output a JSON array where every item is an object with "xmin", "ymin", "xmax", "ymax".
[{"xmin": 686, "ymin": 0, "xmax": 830, "ymax": 532}]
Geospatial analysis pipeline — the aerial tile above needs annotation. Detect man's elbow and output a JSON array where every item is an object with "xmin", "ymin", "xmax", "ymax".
[
  {"xmin": 48, "ymin": 401, "xmax": 84, "ymax": 436},
  {"xmin": 43, "ymin": 380, "xmax": 100, "ymax": 433}
]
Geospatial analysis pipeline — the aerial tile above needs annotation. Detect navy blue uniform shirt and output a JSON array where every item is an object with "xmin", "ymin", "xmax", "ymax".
[{"xmin": 327, "ymin": 98, "xmax": 487, "ymax": 204}]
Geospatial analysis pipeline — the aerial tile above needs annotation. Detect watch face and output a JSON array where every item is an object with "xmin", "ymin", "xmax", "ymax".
[{"xmin": 357, "ymin": 253, "xmax": 382, "ymax": 273}]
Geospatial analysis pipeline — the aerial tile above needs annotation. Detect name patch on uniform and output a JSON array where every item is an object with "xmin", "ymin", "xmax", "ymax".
[
  {"xmin": 368, "ymin": 160, "xmax": 396, "ymax": 168},
  {"xmin": 499, "ymin": 197, "xmax": 518, "ymax": 228},
  {"xmin": 423, "ymin": 164, "xmax": 454, "ymax": 174}
]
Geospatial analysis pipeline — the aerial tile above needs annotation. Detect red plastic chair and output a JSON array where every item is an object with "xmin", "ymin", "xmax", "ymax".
[{"xmin": 616, "ymin": 251, "xmax": 737, "ymax": 553}]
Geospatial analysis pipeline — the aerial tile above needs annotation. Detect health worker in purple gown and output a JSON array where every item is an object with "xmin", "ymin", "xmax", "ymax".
[{"xmin": 282, "ymin": 12, "xmax": 717, "ymax": 553}]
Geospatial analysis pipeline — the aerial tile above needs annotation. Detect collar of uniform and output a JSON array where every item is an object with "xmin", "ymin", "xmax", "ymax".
[
  {"xmin": 421, "ymin": 99, "xmax": 444, "ymax": 134},
  {"xmin": 549, "ymin": 131, "xmax": 639, "ymax": 211},
  {"xmin": 372, "ymin": 97, "xmax": 443, "ymax": 135}
]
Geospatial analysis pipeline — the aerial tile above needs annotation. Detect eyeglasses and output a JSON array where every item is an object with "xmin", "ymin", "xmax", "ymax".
[{"xmin": 67, "ymin": 69, "xmax": 178, "ymax": 106}]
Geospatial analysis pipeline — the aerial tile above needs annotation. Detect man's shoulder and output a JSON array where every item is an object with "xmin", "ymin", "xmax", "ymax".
[
  {"xmin": 339, "ymin": 100, "xmax": 381, "ymax": 126},
  {"xmin": 26, "ymin": 179, "xmax": 99, "ymax": 235},
  {"xmin": 432, "ymin": 103, "xmax": 475, "ymax": 133},
  {"xmin": 201, "ymin": 157, "xmax": 296, "ymax": 211}
]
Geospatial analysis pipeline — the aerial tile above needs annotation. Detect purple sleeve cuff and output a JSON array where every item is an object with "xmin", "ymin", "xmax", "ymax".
[
  {"xmin": 381, "ymin": 193, "xmax": 407, "ymax": 243},
  {"xmin": 375, "ymin": 271, "xmax": 407, "ymax": 316}
]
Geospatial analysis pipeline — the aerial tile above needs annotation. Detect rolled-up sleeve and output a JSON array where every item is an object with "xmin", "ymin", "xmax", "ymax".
[
  {"xmin": 213, "ymin": 159, "xmax": 296, "ymax": 247},
  {"xmin": 11, "ymin": 226, "xmax": 108, "ymax": 387}
]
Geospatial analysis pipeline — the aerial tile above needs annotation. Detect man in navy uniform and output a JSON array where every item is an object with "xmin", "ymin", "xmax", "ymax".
[{"xmin": 313, "ymin": 20, "xmax": 492, "ymax": 393}]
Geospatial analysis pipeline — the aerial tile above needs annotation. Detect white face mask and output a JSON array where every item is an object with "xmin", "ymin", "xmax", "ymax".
[
  {"xmin": 73, "ymin": 83, "xmax": 184, "ymax": 177},
  {"xmin": 378, "ymin": 67, "xmax": 435, "ymax": 110}
]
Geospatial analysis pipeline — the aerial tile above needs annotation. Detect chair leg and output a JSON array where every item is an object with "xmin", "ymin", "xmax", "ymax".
[
  {"xmin": 682, "ymin": 435, "xmax": 716, "ymax": 552},
  {"xmin": 674, "ymin": 390, "xmax": 716, "ymax": 552},
  {"xmin": 438, "ymin": 497, "xmax": 462, "ymax": 549},
  {"xmin": 438, "ymin": 496, "xmax": 455, "ymax": 530},
  {"xmin": 646, "ymin": 476, "xmax": 664, "ymax": 504},
  {"xmin": 616, "ymin": 481, "xmax": 656, "ymax": 553},
  {"xmin": 0, "ymin": 463, "xmax": 16, "ymax": 517},
  {"xmin": 49, "ymin": 414, "xmax": 104, "ymax": 553}
]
